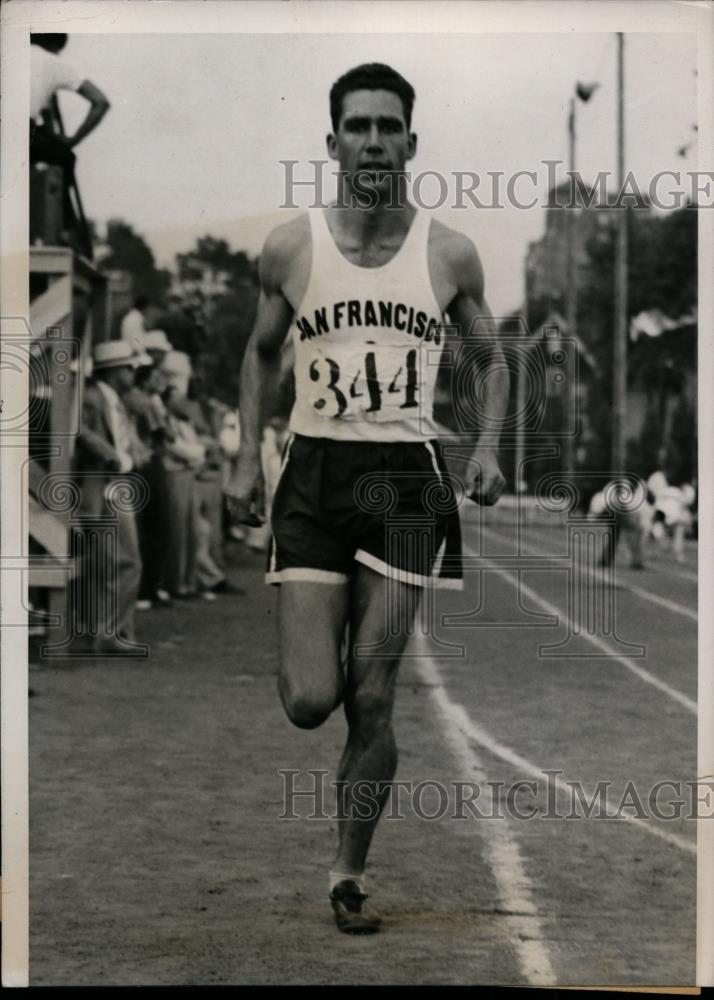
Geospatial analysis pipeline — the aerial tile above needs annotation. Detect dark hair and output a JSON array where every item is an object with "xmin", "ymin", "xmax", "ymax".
[
  {"xmin": 134, "ymin": 294, "xmax": 150, "ymax": 311},
  {"xmin": 329, "ymin": 63, "xmax": 415, "ymax": 132},
  {"xmin": 31, "ymin": 34, "xmax": 68, "ymax": 53}
]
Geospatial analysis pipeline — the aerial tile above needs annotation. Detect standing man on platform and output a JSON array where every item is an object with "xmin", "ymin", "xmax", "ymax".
[
  {"xmin": 229, "ymin": 63, "xmax": 508, "ymax": 933},
  {"xmin": 30, "ymin": 33, "xmax": 110, "ymax": 246}
]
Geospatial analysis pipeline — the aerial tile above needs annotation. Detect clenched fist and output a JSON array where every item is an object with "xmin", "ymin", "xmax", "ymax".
[
  {"xmin": 225, "ymin": 452, "xmax": 266, "ymax": 527},
  {"xmin": 466, "ymin": 447, "xmax": 506, "ymax": 506}
]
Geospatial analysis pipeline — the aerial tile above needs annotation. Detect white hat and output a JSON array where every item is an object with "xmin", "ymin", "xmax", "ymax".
[
  {"xmin": 93, "ymin": 339, "xmax": 151, "ymax": 370},
  {"xmin": 144, "ymin": 329, "xmax": 173, "ymax": 353},
  {"xmin": 161, "ymin": 349, "xmax": 192, "ymax": 376}
]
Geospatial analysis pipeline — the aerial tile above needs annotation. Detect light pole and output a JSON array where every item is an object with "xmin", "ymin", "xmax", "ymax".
[
  {"xmin": 611, "ymin": 32, "xmax": 628, "ymax": 474},
  {"xmin": 563, "ymin": 80, "xmax": 599, "ymax": 480}
]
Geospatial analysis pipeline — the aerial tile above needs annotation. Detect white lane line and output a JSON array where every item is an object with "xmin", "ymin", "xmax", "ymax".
[
  {"xmin": 482, "ymin": 524, "xmax": 697, "ymax": 624},
  {"xmin": 434, "ymin": 689, "xmax": 696, "ymax": 856},
  {"xmin": 461, "ymin": 541, "xmax": 697, "ymax": 716},
  {"xmin": 416, "ymin": 647, "xmax": 556, "ymax": 986}
]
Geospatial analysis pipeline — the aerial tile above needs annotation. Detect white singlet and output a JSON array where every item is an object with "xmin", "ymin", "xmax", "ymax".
[{"xmin": 289, "ymin": 208, "xmax": 446, "ymax": 442}]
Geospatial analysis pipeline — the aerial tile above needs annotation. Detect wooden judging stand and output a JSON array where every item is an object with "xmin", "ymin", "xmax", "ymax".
[{"xmin": 28, "ymin": 165, "xmax": 110, "ymax": 653}]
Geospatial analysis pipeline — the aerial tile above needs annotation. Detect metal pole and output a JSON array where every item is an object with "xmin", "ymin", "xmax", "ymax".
[
  {"xmin": 515, "ymin": 325, "xmax": 526, "ymax": 493},
  {"xmin": 563, "ymin": 96, "xmax": 576, "ymax": 479},
  {"xmin": 612, "ymin": 32, "xmax": 628, "ymax": 473}
]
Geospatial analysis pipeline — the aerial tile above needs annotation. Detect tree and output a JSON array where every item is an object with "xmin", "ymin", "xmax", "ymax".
[
  {"xmin": 576, "ymin": 204, "xmax": 697, "ymax": 480},
  {"xmin": 525, "ymin": 200, "xmax": 698, "ymax": 487},
  {"xmin": 170, "ymin": 235, "xmax": 260, "ymax": 405},
  {"xmin": 101, "ymin": 218, "xmax": 171, "ymax": 303}
]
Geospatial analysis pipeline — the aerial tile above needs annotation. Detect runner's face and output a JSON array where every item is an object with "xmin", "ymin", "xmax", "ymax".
[{"xmin": 328, "ymin": 89, "xmax": 416, "ymax": 197}]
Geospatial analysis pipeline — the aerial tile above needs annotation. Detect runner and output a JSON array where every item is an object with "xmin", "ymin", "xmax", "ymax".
[{"xmin": 229, "ymin": 63, "xmax": 509, "ymax": 933}]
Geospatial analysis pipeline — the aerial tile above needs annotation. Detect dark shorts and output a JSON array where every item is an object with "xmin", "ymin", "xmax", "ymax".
[{"xmin": 266, "ymin": 434, "xmax": 463, "ymax": 589}]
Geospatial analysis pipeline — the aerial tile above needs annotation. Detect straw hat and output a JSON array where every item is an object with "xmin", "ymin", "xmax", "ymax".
[
  {"xmin": 93, "ymin": 339, "xmax": 151, "ymax": 370},
  {"xmin": 161, "ymin": 350, "xmax": 192, "ymax": 376},
  {"xmin": 144, "ymin": 329, "xmax": 173, "ymax": 353}
]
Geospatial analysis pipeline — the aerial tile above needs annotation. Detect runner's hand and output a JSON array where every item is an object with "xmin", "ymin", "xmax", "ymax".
[
  {"xmin": 467, "ymin": 447, "xmax": 506, "ymax": 507},
  {"xmin": 226, "ymin": 455, "xmax": 266, "ymax": 527}
]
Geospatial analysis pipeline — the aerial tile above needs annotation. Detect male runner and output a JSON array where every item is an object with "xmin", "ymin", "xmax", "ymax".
[{"xmin": 230, "ymin": 63, "xmax": 508, "ymax": 933}]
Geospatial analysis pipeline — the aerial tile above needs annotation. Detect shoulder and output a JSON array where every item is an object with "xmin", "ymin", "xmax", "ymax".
[
  {"xmin": 427, "ymin": 217, "xmax": 485, "ymax": 309},
  {"xmin": 430, "ymin": 220, "xmax": 484, "ymax": 291},
  {"xmin": 260, "ymin": 214, "xmax": 310, "ymax": 290}
]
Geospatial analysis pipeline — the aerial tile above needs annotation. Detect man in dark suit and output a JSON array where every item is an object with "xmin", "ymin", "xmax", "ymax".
[{"xmin": 71, "ymin": 339, "xmax": 150, "ymax": 655}]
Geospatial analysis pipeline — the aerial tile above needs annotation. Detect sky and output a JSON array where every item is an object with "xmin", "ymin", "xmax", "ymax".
[{"xmin": 56, "ymin": 31, "xmax": 698, "ymax": 316}]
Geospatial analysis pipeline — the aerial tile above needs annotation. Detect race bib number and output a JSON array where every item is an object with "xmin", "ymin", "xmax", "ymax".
[{"xmin": 305, "ymin": 344, "xmax": 420, "ymax": 422}]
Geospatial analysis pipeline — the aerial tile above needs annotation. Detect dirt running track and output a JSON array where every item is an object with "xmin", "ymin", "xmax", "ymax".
[{"xmin": 29, "ymin": 519, "xmax": 697, "ymax": 985}]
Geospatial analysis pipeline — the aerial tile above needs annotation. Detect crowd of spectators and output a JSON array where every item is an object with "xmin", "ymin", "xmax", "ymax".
[{"xmin": 68, "ymin": 314, "xmax": 246, "ymax": 654}]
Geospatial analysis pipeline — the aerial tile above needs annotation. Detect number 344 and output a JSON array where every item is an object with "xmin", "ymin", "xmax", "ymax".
[{"xmin": 309, "ymin": 349, "xmax": 418, "ymax": 417}]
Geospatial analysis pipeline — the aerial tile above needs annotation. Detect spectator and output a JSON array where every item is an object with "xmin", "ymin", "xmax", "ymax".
[
  {"xmin": 120, "ymin": 295, "xmax": 151, "ymax": 353},
  {"xmin": 651, "ymin": 479, "xmax": 695, "ymax": 563},
  {"xmin": 30, "ymin": 34, "xmax": 110, "ymax": 244},
  {"xmin": 143, "ymin": 330, "xmax": 174, "ymax": 450},
  {"xmin": 160, "ymin": 353, "xmax": 204, "ymax": 598},
  {"xmin": 123, "ymin": 358, "xmax": 173, "ymax": 610},
  {"xmin": 183, "ymin": 376, "xmax": 232, "ymax": 585},
  {"xmin": 70, "ymin": 339, "xmax": 149, "ymax": 654},
  {"xmin": 588, "ymin": 478, "xmax": 653, "ymax": 570},
  {"xmin": 144, "ymin": 328, "xmax": 173, "ymax": 367}
]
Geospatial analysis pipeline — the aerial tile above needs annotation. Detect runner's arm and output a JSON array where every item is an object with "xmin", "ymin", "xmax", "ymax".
[
  {"xmin": 238, "ymin": 237, "xmax": 294, "ymax": 460},
  {"xmin": 228, "ymin": 234, "xmax": 294, "ymax": 522},
  {"xmin": 445, "ymin": 237, "xmax": 509, "ymax": 505}
]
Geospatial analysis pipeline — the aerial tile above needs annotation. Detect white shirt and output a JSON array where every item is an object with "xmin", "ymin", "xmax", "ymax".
[
  {"xmin": 97, "ymin": 380, "xmax": 134, "ymax": 473},
  {"xmin": 30, "ymin": 47, "xmax": 82, "ymax": 122},
  {"xmin": 120, "ymin": 309, "xmax": 146, "ymax": 352},
  {"xmin": 289, "ymin": 208, "xmax": 445, "ymax": 442}
]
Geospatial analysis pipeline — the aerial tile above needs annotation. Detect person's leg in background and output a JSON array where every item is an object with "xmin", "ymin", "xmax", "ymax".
[
  {"xmin": 164, "ymin": 468, "xmax": 193, "ymax": 596},
  {"xmin": 136, "ymin": 461, "xmax": 160, "ymax": 602},
  {"xmin": 183, "ymin": 470, "xmax": 200, "ymax": 596},
  {"xmin": 193, "ymin": 480, "xmax": 224, "ymax": 597},
  {"xmin": 672, "ymin": 520, "xmax": 686, "ymax": 563},
  {"xmin": 200, "ymin": 475, "xmax": 226, "ymax": 573},
  {"xmin": 114, "ymin": 509, "xmax": 142, "ymax": 644}
]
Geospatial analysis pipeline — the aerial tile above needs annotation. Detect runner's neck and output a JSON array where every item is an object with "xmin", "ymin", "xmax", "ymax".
[{"xmin": 325, "ymin": 201, "xmax": 418, "ymax": 251}]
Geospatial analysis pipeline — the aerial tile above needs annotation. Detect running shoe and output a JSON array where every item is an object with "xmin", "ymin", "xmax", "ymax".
[{"xmin": 329, "ymin": 880, "xmax": 382, "ymax": 934}]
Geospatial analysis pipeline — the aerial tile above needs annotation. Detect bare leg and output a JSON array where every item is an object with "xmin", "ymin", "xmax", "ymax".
[
  {"xmin": 277, "ymin": 581, "xmax": 350, "ymax": 728},
  {"xmin": 334, "ymin": 564, "xmax": 420, "ymax": 876},
  {"xmin": 672, "ymin": 522, "xmax": 686, "ymax": 563}
]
